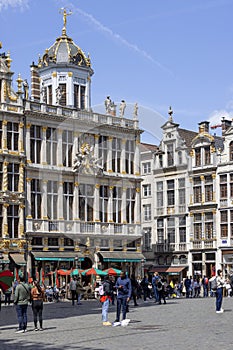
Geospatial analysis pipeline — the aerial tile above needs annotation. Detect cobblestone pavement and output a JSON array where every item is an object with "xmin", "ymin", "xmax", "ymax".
[{"xmin": 0, "ymin": 296, "xmax": 233, "ymax": 350}]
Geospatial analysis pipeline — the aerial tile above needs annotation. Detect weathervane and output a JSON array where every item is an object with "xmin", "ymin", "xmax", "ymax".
[{"xmin": 59, "ymin": 7, "xmax": 72, "ymax": 34}]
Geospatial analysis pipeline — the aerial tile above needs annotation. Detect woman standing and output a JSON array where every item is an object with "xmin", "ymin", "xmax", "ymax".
[
  {"xmin": 31, "ymin": 280, "xmax": 44, "ymax": 331},
  {"xmin": 215, "ymin": 269, "xmax": 225, "ymax": 313}
]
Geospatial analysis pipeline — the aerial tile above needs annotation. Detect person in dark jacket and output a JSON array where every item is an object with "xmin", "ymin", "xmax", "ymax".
[
  {"xmin": 114, "ymin": 271, "xmax": 132, "ymax": 324},
  {"xmin": 14, "ymin": 275, "xmax": 31, "ymax": 333}
]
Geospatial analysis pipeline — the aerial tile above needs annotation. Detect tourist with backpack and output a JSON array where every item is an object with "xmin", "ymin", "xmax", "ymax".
[
  {"xmin": 99, "ymin": 275, "xmax": 113, "ymax": 326},
  {"xmin": 211, "ymin": 269, "xmax": 225, "ymax": 313}
]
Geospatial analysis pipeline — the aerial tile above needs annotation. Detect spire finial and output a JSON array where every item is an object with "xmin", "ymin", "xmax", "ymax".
[
  {"xmin": 168, "ymin": 106, "xmax": 173, "ymax": 121},
  {"xmin": 59, "ymin": 7, "xmax": 72, "ymax": 35}
]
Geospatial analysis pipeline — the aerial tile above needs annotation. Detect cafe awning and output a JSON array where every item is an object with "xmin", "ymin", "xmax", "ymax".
[
  {"xmin": 32, "ymin": 251, "xmax": 84, "ymax": 262},
  {"xmin": 98, "ymin": 251, "xmax": 145, "ymax": 262},
  {"xmin": 9, "ymin": 253, "xmax": 26, "ymax": 266},
  {"xmin": 148, "ymin": 266, "xmax": 187, "ymax": 274}
]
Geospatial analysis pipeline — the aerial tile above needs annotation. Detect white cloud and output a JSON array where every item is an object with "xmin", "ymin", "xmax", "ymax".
[
  {"xmin": 0, "ymin": 0, "xmax": 29, "ymax": 12},
  {"xmin": 208, "ymin": 109, "xmax": 233, "ymax": 127}
]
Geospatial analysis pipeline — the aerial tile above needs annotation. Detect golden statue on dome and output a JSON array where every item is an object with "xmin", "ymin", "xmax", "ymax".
[{"xmin": 59, "ymin": 7, "xmax": 72, "ymax": 34}]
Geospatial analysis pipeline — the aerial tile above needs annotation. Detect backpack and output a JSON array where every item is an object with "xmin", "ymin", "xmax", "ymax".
[
  {"xmin": 157, "ymin": 280, "xmax": 163, "ymax": 291},
  {"xmin": 211, "ymin": 277, "xmax": 217, "ymax": 291}
]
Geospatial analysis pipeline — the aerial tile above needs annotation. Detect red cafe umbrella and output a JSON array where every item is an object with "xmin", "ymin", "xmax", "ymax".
[
  {"xmin": 103, "ymin": 268, "xmax": 122, "ymax": 276},
  {"xmin": 82, "ymin": 268, "xmax": 107, "ymax": 276},
  {"xmin": 0, "ymin": 270, "xmax": 14, "ymax": 292},
  {"xmin": 57, "ymin": 269, "xmax": 71, "ymax": 276}
]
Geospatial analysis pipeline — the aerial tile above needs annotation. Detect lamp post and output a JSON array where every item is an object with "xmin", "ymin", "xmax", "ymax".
[{"xmin": 141, "ymin": 258, "xmax": 145, "ymax": 279}]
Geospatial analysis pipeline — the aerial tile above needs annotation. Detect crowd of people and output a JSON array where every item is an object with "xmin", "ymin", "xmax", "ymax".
[{"xmin": 1, "ymin": 268, "xmax": 233, "ymax": 331}]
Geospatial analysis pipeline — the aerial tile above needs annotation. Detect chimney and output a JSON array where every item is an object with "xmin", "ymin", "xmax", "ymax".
[
  {"xmin": 221, "ymin": 118, "xmax": 231, "ymax": 135},
  {"xmin": 198, "ymin": 121, "xmax": 209, "ymax": 133},
  {"xmin": 30, "ymin": 63, "xmax": 40, "ymax": 101}
]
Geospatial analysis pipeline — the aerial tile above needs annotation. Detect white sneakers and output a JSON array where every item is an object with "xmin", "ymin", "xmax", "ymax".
[{"xmin": 216, "ymin": 308, "xmax": 224, "ymax": 313}]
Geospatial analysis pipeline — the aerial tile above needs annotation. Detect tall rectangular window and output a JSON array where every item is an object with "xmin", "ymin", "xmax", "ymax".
[
  {"xmin": 143, "ymin": 184, "xmax": 151, "ymax": 197},
  {"xmin": 204, "ymin": 212, "xmax": 213, "ymax": 239},
  {"xmin": 31, "ymin": 179, "xmax": 41, "ymax": 219},
  {"xmin": 230, "ymin": 174, "xmax": 233, "ymax": 197},
  {"xmin": 178, "ymin": 178, "xmax": 186, "ymax": 206},
  {"xmin": 126, "ymin": 188, "xmax": 135, "ymax": 223},
  {"xmin": 220, "ymin": 175, "xmax": 227, "ymax": 199},
  {"xmin": 8, "ymin": 163, "xmax": 19, "ymax": 191},
  {"xmin": 0, "ymin": 162, "xmax": 2, "ymax": 191},
  {"xmin": 125, "ymin": 140, "xmax": 134, "ymax": 174},
  {"xmin": 195, "ymin": 148, "xmax": 201, "ymax": 166},
  {"xmin": 113, "ymin": 187, "xmax": 122, "ymax": 223},
  {"xmin": 179, "ymin": 216, "xmax": 186, "ymax": 242},
  {"xmin": 46, "ymin": 127, "xmax": 57, "ymax": 165},
  {"xmin": 47, "ymin": 181, "xmax": 58, "ymax": 220},
  {"xmin": 7, "ymin": 205, "xmax": 19, "ymax": 238},
  {"xmin": 143, "ymin": 204, "xmax": 151, "ymax": 221},
  {"xmin": 112, "ymin": 138, "xmax": 121, "ymax": 173},
  {"xmin": 157, "ymin": 218, "xmax": 164, "ymax": 243},
  {"xmin": 48, "ymin": 85, "xmax": 52, "ymax": 104},
  {"xmin": 99, "ymin": 136, "xmax": 108, "ymax": 171},
  {"xmin": 62, "ymin": 130, "xmax": 73, "ymax": 167},
  {"xmin": 7, "ymin": 122, "xmax": 18, "ymax": 151},
  {"xmin": 194, "ymin": 213, "xmax": 202, "ymax": 240},
  {"xmin": 144, "ymin": 227, "xmax": 152, "ymax": 250},
  {"xmin": 63, "ymin": 182, "xmax": 73, "ymax": 220},
  {"xmin": 74, "ymin": 85, "xmax": 79, "ymax": 108},
  {"xmin": 167, "ymin": 217, "xmax": 175, "ymax": 244},
  {"xmin": 167, "ymin": 180, "xmax": 175, "ymax": 206},
  {"xmin": 0, "ymin": 204, "xmax": 2, "ymax": 238},
  {"xmin": 59, "ymin": 83, "xmax": 66, "ymax": 106},
  {"xmin": 100, "ymin": 185, "xmax": 109, "ymax": 222},
  {"xmin": 157, "ymin": 181, "xmax": 163, "ymax": 207},
  {"xmin": 220, "ymin": 210, "xmax": 228, "ymax": 238},
  {"xmin": 79, "ymin": 184, "xmax": 94, "ymax": 221},
  {"xmin": 205, "ymin": 175, "xmax": 213, "ymax": 202},
  {"xmin": 193, "ymin": 177, "xmax": 202, "ymax": 203},
  {"xmin": 30, "ymin": 125, "xmax": 41, "ymax": 164},
  {"xmin": 167, "ymin": 143, "xmax": 174, "ymax": 166},
  {"xmin": 204, "ymin": 147, "xmax": 211, "ymax": 165},
  {"xmin": 80, "ymin": 86, "xmax": 85, "ymax": 109}
]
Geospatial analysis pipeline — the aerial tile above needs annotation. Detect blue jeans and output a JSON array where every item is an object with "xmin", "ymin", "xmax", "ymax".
[
  {"xmin": 116, "ymin": 297, "xmax": 127, "ymax": 321},
  {"xmin": 16, "ymin": 304, "xmax": 28, "ymax": 330},
  {"xmin": 153, "ymin": 286, "xmax": 159, "ymax": 302},
  {"xmin": 102, "ymin": 298, "xmax": 110, "ymax": 322},
  {"xmin": 216, "ymin": 287, "xmax": 223, "ymax": 311}
]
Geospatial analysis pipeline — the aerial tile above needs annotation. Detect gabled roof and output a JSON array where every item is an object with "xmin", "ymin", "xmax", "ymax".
[
  {"xmin": 139, "ymin": 142, "xmax": 159, "ymax": 153},
  {"xmin": 178, "ymin": 128, "xmax": 198, "ymax": 150}
]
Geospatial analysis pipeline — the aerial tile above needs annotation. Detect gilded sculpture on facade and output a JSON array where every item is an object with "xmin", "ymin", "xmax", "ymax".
[{"xmin": 73, "ymin": 143, "xmax": 103, "ymax": 175}]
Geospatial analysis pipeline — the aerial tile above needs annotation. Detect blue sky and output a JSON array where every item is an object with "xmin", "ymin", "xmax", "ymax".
[{"xmin": 0, "ymin": 0, "xmax": 233, "ymax": 144}]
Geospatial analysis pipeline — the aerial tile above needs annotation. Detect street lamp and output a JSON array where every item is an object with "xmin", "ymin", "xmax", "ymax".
[{"xmin": 141, "ymin": 258, "xmax": 145, "ymax": 278}]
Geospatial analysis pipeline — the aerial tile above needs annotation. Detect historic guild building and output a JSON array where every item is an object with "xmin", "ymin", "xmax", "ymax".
[
  {"xmin": 140, "ymin": 110, "xmax": 233, "ymax": 280},
  {"xmin": 0, "ymin": 15, "xmax": 144, "ymax": 278}
]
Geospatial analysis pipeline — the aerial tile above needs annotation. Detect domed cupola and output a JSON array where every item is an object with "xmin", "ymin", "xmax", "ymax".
[{"xmin": 30, "ymin": 8, "xmax": 93, "ymax": 110}]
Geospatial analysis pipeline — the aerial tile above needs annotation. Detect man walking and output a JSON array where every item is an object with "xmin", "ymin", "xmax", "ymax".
[
  {"xmin": 69, "ymin": 277, "xmax": 77, "ymax": 306},
  {"xmin": 114, "ymin": 271, "xmax": 131, "ymax": 325},
  {"xmin": 152, "ymin": 272, "xmax": 160, "ymax": 303},
  {"xmin": 14, "ymin": 275, "xmax": 31, "ymax": 333}
]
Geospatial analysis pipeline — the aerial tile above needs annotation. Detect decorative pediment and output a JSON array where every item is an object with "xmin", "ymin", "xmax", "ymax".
[{"xmin": 73, "ymin": 143, "xmax": 103, "ymax": 175}]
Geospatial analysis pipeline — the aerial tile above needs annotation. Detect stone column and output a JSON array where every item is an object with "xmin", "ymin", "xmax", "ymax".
[
  {"xmin": 41, "ymin": 180, "xmax": 48, "ymax": 219},
  {"xmin": 3, "ymin": 203, "xmax": 9, "ymax": 237},
  {"xmin": 134, "ymin": 186, "xmax": 141, "ymax": 224},
  {"xmin": 134, "ymin": 139, "xmax": 140, "ymax": 175},
  {"xmin": 67, "ymin": 72, "xmax": 73, "ymax": 106},
  {"xmin": 57, "ymin": 129, "xmax": 63, "ymax": 167},
  {"xmin": 25, "ymin": 123, "xmax": 31, "ymax": 163},
  {"xmin": 121, "ymin": 139, "xmax": 126, "ymax": 174},
  {"xmin": 121, "ymin": 187, "xmax": 127, "ymax": 223},
  {"xmin": 2, "ymin": 120, "xmax": 7, "ymax": 151},
  {"xmin": 108, "ymin": 186, "xmax": 114, "ymax": 222},
  {"xmin": 3, "ymin": 160, "xmax": 8, "ymax": 191},
  {"xmin": 19, "ymin": 204, "xmax": 25, "ymax": 238},
  {"xmin": 73, "ymin": 181, "xmax": 80, "ymax": 220},
  {"xmin": 26, "ymin": 178, "xmax": 32, "ymax": 219},
  {"xmin": 41, "ymin": 126, "xmax": 47, "ymax": 165},
  {"xmin": 58, "ymin": 181, "xmax": 64, "ymax": 220},
  {"xmin": 107, "ymin": 136, "xmax": 113, "ymax": 173},
  {"xmin": 94, "ymin": 134, "xmax": 99, "ymax": 160},
  {"xmin": 18, "ymin": 122, "xmax": 24, "ymax": 155},
  {"xmin": 18, "ymin": 162, "xmax": 24, "ymax": 193},
  {"xmin": 72, "ymin": 132, "xmax": 79, "ymax": 167},
  {"xmin": 94, "ymin": 184, "xmax": 100, "ymax": 222}
]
